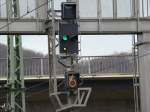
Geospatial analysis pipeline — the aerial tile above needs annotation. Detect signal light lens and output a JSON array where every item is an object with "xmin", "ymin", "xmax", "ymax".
[{"xmin": 63, "ymin": 35, "xmax": 69, "ymax": 41}]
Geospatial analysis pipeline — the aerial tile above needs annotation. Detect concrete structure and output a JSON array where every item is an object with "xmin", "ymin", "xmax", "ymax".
[{"xmin": 1, "ymin": 76, "xmax": 135, "ymax": 112}]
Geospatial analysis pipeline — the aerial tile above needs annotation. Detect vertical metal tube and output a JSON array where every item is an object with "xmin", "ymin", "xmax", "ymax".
[
  {"xmin": 40, "ymin": 58, "xmax": 44, "ymax": 75},
  {"xmin": 132, "ymin": 35, "xmax": 139, "ymax": 112},
  {"xmin": 136, "ymin": 0, "xmax": 140, "ymax": 32},
  {"xmin": 131, "ymin": 0, "xmax": 135, "ymax": 17},
  {"xmin": 0, "ymin": 0, "xmax": 1, "ymax": 17},
  {"xmin": 97, "ymin": 0, "xmax": 102, "ymax": 32},
  {"xmin": 142, "ymin": 0, "xmax": 144, "ymax": 17},
  {"xmin": 147, "ymin": 0, "xmax": 149, "ymax": 16},
  {"xmin": 88, "ymin": 57, "xmax": 91, "ymax": 74},
  {"xmin": 113, "ymin": 0, "xmax": 117, "ymax": 19},
  {"xmin": 138, "ymin": 33, "xmax": 150, "ymax": 112},
  {"xmin": 48, "ymin": 0, "xmax": 57, "ymax": 93},
  {"xmin": 51, "ymin": 0, "xmax": 57, "ymax": 93}
]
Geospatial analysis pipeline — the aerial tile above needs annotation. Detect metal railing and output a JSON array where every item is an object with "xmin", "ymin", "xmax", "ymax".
[
  {"xmin": 77, "ymin": 55, "xmax": 134, "ymax": 74},
  {"xmin": 0, "ymin": 55, "xmax": 135, "ymax": 77}
]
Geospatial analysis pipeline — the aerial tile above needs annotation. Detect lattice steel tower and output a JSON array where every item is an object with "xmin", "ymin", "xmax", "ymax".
[{"xmin": 6, "ymin": 0, "xmax": 25, "ymax": 112}]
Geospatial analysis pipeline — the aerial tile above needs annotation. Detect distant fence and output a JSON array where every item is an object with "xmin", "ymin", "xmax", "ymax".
[
  {"xmin": 0, "ymin": 55, "xmax": 135, "ymax": 77},
  {"xmin": 77, "ymin": 56, "xmax": 135, "ymax": 74}
]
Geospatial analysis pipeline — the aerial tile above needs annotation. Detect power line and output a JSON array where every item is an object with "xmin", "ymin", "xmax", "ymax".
[
  {"xmin": 0, "ymin": 53, "xmax": 140, "ymax": 94},
  {"xmin": 26, "ymin": 88, "xmax": 48, "ymax": 98},
  {"xmin": 0, "ymin": 0, "xmax": 50, "ymax": 31},
  {"xmin": 26, "ymin": 80, "xmax": 64, "ymax": 97},
  {"xmin": 25, "ymin": 81, "xmax": 48, "ymax": 91}
]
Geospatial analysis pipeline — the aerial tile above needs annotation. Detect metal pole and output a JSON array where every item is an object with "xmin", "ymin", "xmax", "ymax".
[
  {"xmin": 97, "ymin": 0, "xmax": 102, "ymax": 32},
  {"xmin": 0, "ymin": 0, "xmax": 1, "ymax": 17},
  {"xmin": 14, "ymin": 36, "xmax": 25, "ymax": 112},
  {"xmin": 142, "ymin": 0, "xmax": 144, "ymax": 17},
  {"xmin": 6, "ymin": 0, "xmax": 25, "ymax": 111},
  {"xmin": 113, "ymin": 0, "xmax": 117, "ymax": 19},
  {"xmin": 138, "ymin": 33, "xmax": 150, "ymax": 112},
  {"xmin": 88, "ymin": 57, "xmax": 91, "ymax": 74},
  {"xmin": 132, "ymin": 35, "xmax": 139, "ymax": 112},
  {"xmin": 48, "ymin": 0, "xmax": 57, "ymax": 93},
  {"xmin": 7, "ymin": 36, "xmax": 15, "ymax": 112},
  {"xmin": 147, "ymin": 0, "xmax": 149, "ymax": 16},
  {"xmin": 131, "ymin": 0, "xmax": 135, "ymax": 17},
  {"xmin": 40, "ymin": 58, "xmax": 44, "ymax": 75}
]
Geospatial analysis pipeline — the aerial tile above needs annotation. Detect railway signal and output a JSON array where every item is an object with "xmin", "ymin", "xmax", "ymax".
[{"xmin": 59, "ymin": 22, "xmax": 78, "ymax": 54}]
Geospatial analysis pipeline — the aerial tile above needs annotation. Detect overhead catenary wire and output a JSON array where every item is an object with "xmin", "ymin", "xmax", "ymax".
[
  {"xmin": 0, "ymin": 1, "xmax": 149, "ymax": 111},
  {"xmin": 0, "ymin": 0, "xmax": 31, "ymax": 14},
  {"xmin": 25, "ymin": 81, "xmax": 48, "ymax": 91},
  {"xmin": 1, "ymin": 43, "xmax": 150, "ymax": 111},
  {"xmin": 0, "ymin": 0, "xmax": 29, "ymax": 17},
  {"xmin": 26, "ymin": 79, "xmax": 64, "ymax": 97},
  {"xmin": 0, "ymin": 0, "xmax": 51, "ymax": 31},
  {"xmin": 0, "ymin": 79, "xmax": 64, "ymax": 98},
  {"xmin": 0, "ymin": 1, "xmax": 59, "ymax": 108},
  {"xmin": 6, "ymin": 46, "xmax": 150, "ymax": 102}
]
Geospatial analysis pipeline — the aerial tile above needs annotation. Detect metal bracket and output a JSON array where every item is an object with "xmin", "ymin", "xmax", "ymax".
[{"xmin": 50, "ymin": 87, "xmax": 92, "ymax": 112}]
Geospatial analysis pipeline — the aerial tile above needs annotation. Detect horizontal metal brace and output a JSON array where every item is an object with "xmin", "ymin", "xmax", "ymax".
[{"xmin": 1, "ymin": 18, "xmax": 150, "ymax": 34}]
